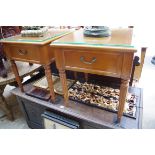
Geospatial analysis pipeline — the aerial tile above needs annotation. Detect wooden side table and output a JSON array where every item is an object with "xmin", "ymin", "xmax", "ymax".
[
  {"xmin": 51, "ymin": 28, "xmax": 137, "ymax": 122},
  {"xmin": 0, "ymin": 60, "xmax": 41, "ymax": 120},
  {"xmin": 1, "ymin": 29, "xmax": 74, "ymax": 103}
]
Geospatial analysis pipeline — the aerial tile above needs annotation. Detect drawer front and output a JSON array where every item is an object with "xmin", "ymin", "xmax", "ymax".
[
  {"xmin": 64, "ymin": 50, "xmax": 123, "ymax": 77},
  {"xmin": 7, "ymin": 45, "xmax": 40, "ymax": 62}
]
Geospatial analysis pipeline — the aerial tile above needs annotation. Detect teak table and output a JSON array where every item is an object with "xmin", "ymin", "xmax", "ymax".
[
  {"xmin": 0, "ymin": 29, "xmax": 73, "ymax": 103},
  {"xmin": 51, "ymin": 28, "xmax": 137, "ymax": 122}
]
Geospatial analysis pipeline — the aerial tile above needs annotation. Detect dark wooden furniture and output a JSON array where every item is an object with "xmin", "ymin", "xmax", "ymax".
[
  {"xmin": 51, "ymin": 28, "xmax": 137, "ymax": 122},
  {"xmin": 0, "ymin": 29, "xmax": 73, "ymax": 102},
  {"xmin": 0, "ymin": 26, "xmax": 21, "ymax": 78},
  {"xmin": 12, "ymin": 82, "xmax": 143, "ymax": 129}
]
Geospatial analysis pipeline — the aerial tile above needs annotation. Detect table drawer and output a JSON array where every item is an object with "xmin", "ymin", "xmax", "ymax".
[
  {"xmin": 64, "ymin": 50, "xmax": 123, "ymax": 77},
  {"xmin": 7, "ymin": 45, "xmax": 40, "ymax": 62}
]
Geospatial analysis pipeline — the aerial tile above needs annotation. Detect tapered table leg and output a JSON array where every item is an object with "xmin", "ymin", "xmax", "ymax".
[
  {"xmin": 117, "ymin": 79, "xmax": 129, "ymax": 122},
  {"xmin": 44, "ymin": 64, "xmax": 55, "ymax": 103},
  {"xmin": 59, "ymin": 70, "xmax": 69, "ymax": 107},
  {"xmin": 73, "ymin": 72, "xmax": 78, "ymax": 80},
  {"xmin": 10, "ymin": 60, "xmax": 24, "ymax": 92},
  {"xmin": 0, "ymin": 85, "xmax": 14, "ymax": 120},
  {"xmin": 84, "ymin": 73, "xmax": 88, "ymax": 82}
]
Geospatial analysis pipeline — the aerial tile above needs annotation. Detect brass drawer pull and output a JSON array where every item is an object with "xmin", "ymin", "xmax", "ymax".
[
  {"xmin": 80, "ymin": 56, "xmax": 96, "ymax": 65},
  {"xmin": 18, "ymin": 49, "xmax": 28, "ymax": 55}
]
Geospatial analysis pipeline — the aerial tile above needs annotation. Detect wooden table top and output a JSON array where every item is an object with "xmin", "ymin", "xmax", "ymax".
[
  {"xmin": 51, "ymin": 28, "xmax": 137, "ymax": 52},
  {"xmin": 0, "ymin": 28, "xmax": 74, "ymax": 45}
]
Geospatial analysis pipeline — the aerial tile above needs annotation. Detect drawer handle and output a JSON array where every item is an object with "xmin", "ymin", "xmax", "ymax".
[
  {"xmin": 80, "ymin": 56, "xmax": 96, "ymax": 65},
  {"xmin": 18, "ymin": 49, "xmax": 28, "ymax": 55}
]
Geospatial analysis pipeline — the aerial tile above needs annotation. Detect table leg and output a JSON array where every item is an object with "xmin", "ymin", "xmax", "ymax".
[
  {"xmin": 73, "ymin": 72, "xmax": 78, "ymax": 80},
  {"xmin": 84, "ymin": 73, "xmax": 88, "ymax": 82},
  {"xmin": 44, "ymin": 64, "xmax": 55, "ymax": 103},
  {"xmin": 59, "ymin": 70, "xmax": 69, "ymax": 107},
  {"xmin": 117, "ymin": 79, "xmax": 129, "ymax": 122},
  {"xmin": 0, "ymin": 85, "xmax": 14, "ymax": 120},
  {"xmin": 10, "ymin": 60, "xmax": 24, "ymax": 92}
]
